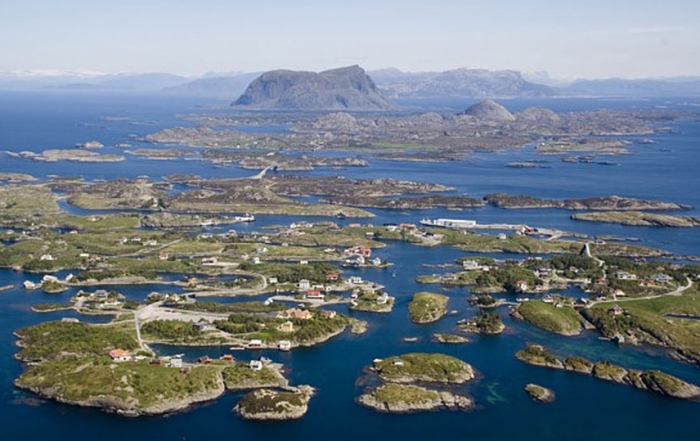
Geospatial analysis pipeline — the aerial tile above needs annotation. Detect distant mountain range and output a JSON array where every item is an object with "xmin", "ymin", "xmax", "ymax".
[
  {"xmin": 554, "ymin": 78, "xmax": 700, "ymax": 98},
  {"xmin": 162, "ymin": 72, "xmax": 261, "ymax": 99},
  {"xmin": 0, "ymin": 71, "xmax": 190, "ymax": 92},
  {"xmin": 370, "ymin": 68, "xmax": 554, "ymax": 98},
  {"xmin": 1, "ymin": 68, "xmax": 699, "ymax": 100}
]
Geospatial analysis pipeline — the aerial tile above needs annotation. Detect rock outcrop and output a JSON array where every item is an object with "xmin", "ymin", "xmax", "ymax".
[
  {"xmin": 234, "ymin": 386, "xmax": 314, "ymax": 420},
  {"xmin": 233, "ymin": 66, "xmax": 396, "ymax": 110},
  {"xmin": 458, "ymin": 99, "xmax": 515, "ymax": 121}
]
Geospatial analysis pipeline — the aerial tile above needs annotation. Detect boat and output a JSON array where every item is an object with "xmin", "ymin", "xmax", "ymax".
[
  {"xmin": 233, "ymin": 213, "xmax": 255, "ymax": 222},
  {"xmin": 420, "ymin": 218, "xmax": 477, "ymax": 229}
]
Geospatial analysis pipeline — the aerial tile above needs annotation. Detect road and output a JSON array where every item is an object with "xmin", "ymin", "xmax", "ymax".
[
  {"xmin": 117, "ymin": 238, "xmax": 184, "ymax": 258},
  {"xmin": 585, "ymin": 278, "xmax": 693, "ymax": 309},
  {"xmin": 133, "ymin": 309, "xmax": 146, "ymax": 351},
  {"xmin": 193, "ymin": 274, "xmax": 268, "ymax": 297}
]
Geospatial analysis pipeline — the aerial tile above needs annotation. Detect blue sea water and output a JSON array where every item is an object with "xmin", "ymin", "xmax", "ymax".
[{"xmin": 1, "ymin": 92, "xmax": 700, "ymax": 440}]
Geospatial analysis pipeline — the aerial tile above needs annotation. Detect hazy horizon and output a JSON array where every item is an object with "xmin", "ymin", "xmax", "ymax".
[{"xmin": 2, "ymin": 0, "xmax": 699, "ymax": 80}]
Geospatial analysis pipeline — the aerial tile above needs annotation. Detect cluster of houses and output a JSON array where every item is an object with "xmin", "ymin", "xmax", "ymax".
[
  {"xmin": 117, "ymin": 236, "xmax": 159, "ymax": 247},
  {"xmin": 23, "ymin": 273, "xmax": 77, "ymax": 291},
  {"xmin": 108, "ymin": 348, "xmax": 276, "ymax": 372},
  {"xmin": 349, "ymin": 290, "xmax": 391, "ymax": 308},
  {"xmin": 75, "ymin": 289, "xmax": 124, "ymax": 309},
  {"xmin": 274, "ymin": 307, "xmax": 336, "ymax": 321},
  {"xmin": 297, "ymin": 274, "xmax": 360, "ymax": 301},
  {"xmin": 342, "ymin": 246, "xmax": 383, "ymax": 267},
  {"xmin": 613, "ymin": 271, "xmax": 674, "ymax": 284},
  {"xmin": 146, "ymin": 291, "xmax": 188, "ymax": 304},
  {"xmin": 593, "ymin": 270, "xmax": 676, "ymax": 295}
]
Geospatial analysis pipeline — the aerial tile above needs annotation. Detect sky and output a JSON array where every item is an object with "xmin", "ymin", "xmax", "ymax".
[{"xmin": 1, "ymin": 0, "xmax": 699, "ymax": 79}]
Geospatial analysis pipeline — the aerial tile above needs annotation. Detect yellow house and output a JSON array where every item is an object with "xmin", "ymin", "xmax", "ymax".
[{"xmin": 278, "ymin": 321, "xmax": 294, "ymax": 333}]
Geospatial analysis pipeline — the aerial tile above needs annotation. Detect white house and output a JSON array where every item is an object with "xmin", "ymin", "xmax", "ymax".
[{"xmin": 615, "ymin": 271, "xmax": 637, "ymax": 280}]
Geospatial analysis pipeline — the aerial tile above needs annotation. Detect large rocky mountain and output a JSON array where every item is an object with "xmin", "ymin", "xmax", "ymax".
[
  {"xmin": 232, "ymin": 65, "xmax": 396, "ymax": 110},
  {"xmin": 370, "ymin": 68, "xmax": 554, "ymax": 99}
]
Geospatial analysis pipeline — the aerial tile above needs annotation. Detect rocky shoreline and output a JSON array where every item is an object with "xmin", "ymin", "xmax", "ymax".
[
  {"xmin": 357, "ymin": 384, "xmax": 473, "ymax": 413},
  {"xmin": 572, "ymin": 211, "xmax": 700, "ymax": 228},
  {"xmin": 234, "ymin": 386, "xmax": 314, "ymax": 420},
  {"xmin": 516, "ymin": 345, "xmax": 700, "ymax": 400},
  {"xmin": 15, "ymin": 376, "xmax": 227, "ymax": 417}
]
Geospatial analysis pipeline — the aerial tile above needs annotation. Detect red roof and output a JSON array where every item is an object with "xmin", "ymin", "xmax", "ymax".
[{"xmin": 109, "ymin": 349, "xmax": 130, "ymax": 359}]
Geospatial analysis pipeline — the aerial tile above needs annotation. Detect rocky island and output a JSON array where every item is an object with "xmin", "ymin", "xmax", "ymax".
[
  {"xmin": 234, "ymin": 386, "xmax": 314, "ymax": 420},
  {"xmin": 572, "ymin": 211, "xmax": 700, "ymax": 228},
  {"xmin": 408, "ymin": 292, "xmax": 449, "ymax": 324},
  {"xmin": 371, "ymin": 353, "xmax": 475, "ymax": 384},
  {"xmin": 524, "ymin": 383, "xmax": 555, "ymax": 403},
  {"xmin": 358, "ymin": 353, "xmax": 475, "ymax": 414},
  {"xmin": 459, "ymin": 311, "xmax": 505, "ymax": 335},
  {"xmin": 357, "ymin": 383, "xmax": 473, "ymax": 413}
]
